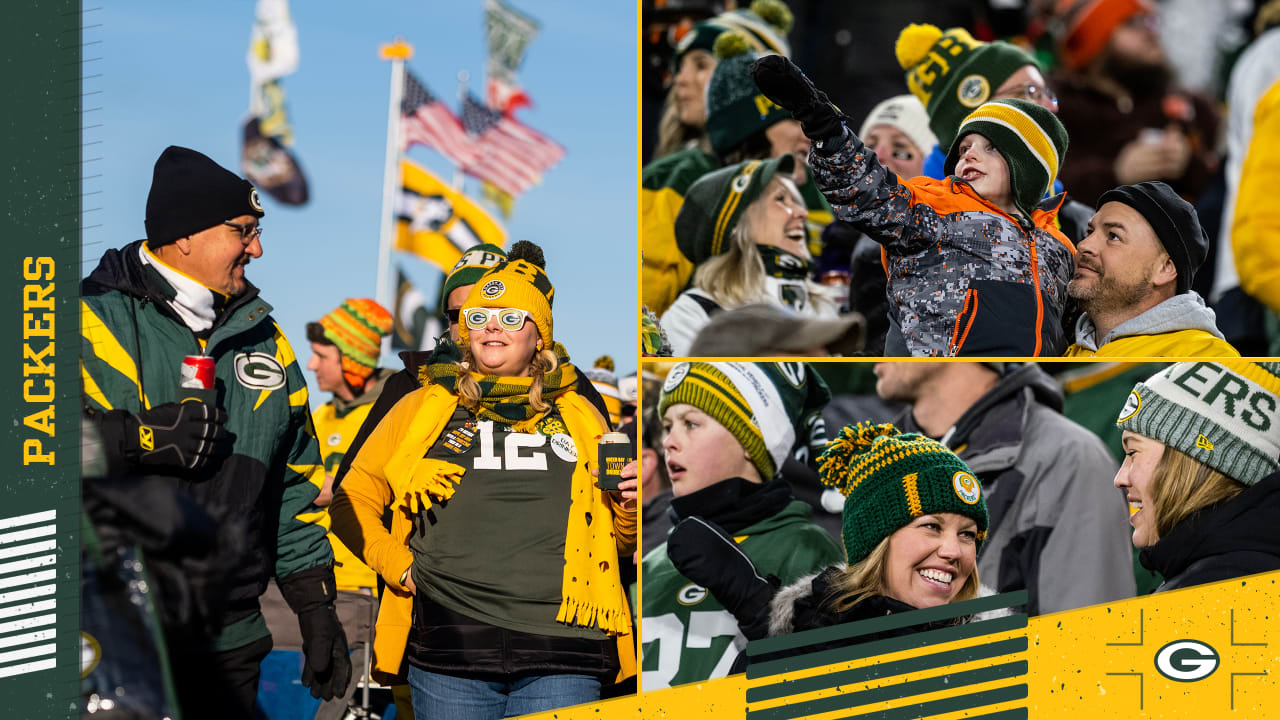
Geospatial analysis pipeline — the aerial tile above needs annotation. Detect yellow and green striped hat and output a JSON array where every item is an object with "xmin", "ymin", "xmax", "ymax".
[
  {"xmin": 316, "ymin": 298, "xmax": 392, "ymax": 388},
  {"xmin": 819, "ymin": 422, "xmax": 989, "ymax": 564},
  {"xmin": 675, "ymin": 154, "xmax": 795, "ymax": 266},
  {"xmin": 945, "ymin": 98, "xmax": 1069, "ymax": 221}
]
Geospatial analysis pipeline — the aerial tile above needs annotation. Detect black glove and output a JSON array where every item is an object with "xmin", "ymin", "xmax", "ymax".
[
  {"xmin": 667, "ymin": 516, "xmax": 779, "ymax": 641},
  {"xmin": 106, "ymin": 402, "xmax": 230, "ymax": 471},
  {"xmin": 278, "ymin": 567, "xmax": 352, "ymax": 701},
  {"xmin": 751, "ymin": 55, "xmax": 845, "ymax": 143}
]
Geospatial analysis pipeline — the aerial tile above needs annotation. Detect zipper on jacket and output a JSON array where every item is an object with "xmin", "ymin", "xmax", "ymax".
[{"xmin": 949, "ymin": 288, "xmax": 979, "ymax": 355}]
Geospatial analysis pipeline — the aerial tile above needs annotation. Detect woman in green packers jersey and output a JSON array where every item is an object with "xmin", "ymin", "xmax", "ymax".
[
  {"xmin": 668, "ymin": 422, "xmax": 989, "ymax": 661},
  {"xmin": 659, "ymin": 154, "xmax": 840, "ymax": 356},
  {"xmin": 330, "ymin": 241, "xmax": 637, "ymax": 720}
]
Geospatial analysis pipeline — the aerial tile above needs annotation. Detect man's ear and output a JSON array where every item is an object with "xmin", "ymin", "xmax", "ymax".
[
  {"xmin": 171, "ymin": 235, "xmax": 195, "ymax": 255},
  {"xmin": 1152, "ymin": 252, "xmax": 1178, "ymax": 289}
]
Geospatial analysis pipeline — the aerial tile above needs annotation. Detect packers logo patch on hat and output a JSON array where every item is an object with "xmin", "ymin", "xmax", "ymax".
[
  {"xmin": 249, "ymin": 187, "xmax": 263, "ymax": 213},
  {"xmin": 953, "ymin": 471, "xmax": 981, "ymax": 504},
  {"xmin": 664, "ymin": 363, "xmax": 690, "ymax": 393},
  {"xmin": 481, "ymin": 279, "xmax": 505, "ymax": 299},
  {"xmin": 731, "ymin": 168, "xmax": 754, "ymax": 193},
  {"xmin": 957, "ymin": 75, "xmax": 990, "ymax": 108},
  {"xmin": 1117, "ymin": 390, "xmax": 1142, "ymax": 423}
]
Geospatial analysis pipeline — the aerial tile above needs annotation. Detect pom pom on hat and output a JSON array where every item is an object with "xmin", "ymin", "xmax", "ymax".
[
  {"xmin": 594, "ymin": 355, "xmax": 615, "ymax": 372},
  {"xmin": 749, "ymin": 0, "xmax": 794, "ymax": 34},
  {"xmin": 713, "ymin": 30, "xmax": 751, "ymax": 60},
  {"xmin": 895, "ymin": 23, "xmax": 943, "ymax": 70}
]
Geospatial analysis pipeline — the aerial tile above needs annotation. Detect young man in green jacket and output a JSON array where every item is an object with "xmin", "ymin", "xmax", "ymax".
[{"xmin": 80, "ymin": 146, "xmax": 348, "ymax": 717}]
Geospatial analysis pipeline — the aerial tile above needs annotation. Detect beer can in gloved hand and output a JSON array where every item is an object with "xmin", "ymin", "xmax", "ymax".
[{"xmin": 180, "ymin": 355, "xmax": 216, "ymax": 404}]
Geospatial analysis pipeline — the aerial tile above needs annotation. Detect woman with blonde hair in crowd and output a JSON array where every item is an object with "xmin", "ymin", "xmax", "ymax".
[
  {"xmin": 660, "ymin": 154, "xmax": 840, "ymax": 356},
  {"xmin": 668, "ymin": 422, "xmax": 988, "ymax": 663},
  {"xmin": 330, "ymin": 241, "xmax": 637, "ymax": 719},
  {"xmin": 1113, "ymin": 361, "xmax": 1280, "ymax": 591}
]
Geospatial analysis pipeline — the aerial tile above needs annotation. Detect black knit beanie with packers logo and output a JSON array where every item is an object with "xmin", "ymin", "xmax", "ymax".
[{"xmin": 145, "ymin": 146, "xmax": 264, "ymax": 248}]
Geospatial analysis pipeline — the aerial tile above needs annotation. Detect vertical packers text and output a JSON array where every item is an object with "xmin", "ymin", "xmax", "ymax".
[{"xmin": 23, "ymin": 257, "xmax": 55, "ymax": 465}]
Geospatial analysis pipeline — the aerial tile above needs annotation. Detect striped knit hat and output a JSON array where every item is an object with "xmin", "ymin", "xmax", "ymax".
[
  {"xmin": 316, "ymin": 298, "xmax": 392, "ymax": 388},
  {"xmin": 945, "ymin": 98, "xmax": 1069, "ymax": 221},
  {"xmin": 459, "ymin": 240, "xmax": 555, "ymax": 348},
  {"xmin": 674, "ymin": 0, "xmax": 793, "ymax": 66},
  {"xmin": 895, "ymin": 23, "xmax": 1040, "ymax": 149},
  {"xmin": 819, "ymin": 423, "xmax": 989, "ymax": 565},
  {"xmin": 676, "ymin": 154, "xmax": 795, "ymax": 265},
  {"xmin": 439, "ymin": 242, "xmax": 507, "ymax": 308},
  {"xmin": 1116, "ymin": 362, "xmax": 1280, "ymax": 486},
  {"xmin": 658, "ymin": 361, "xmax": 830, "ymax": 480},
  {"xmin": 584, "ymin": 355, "xmax": 622, "ymax": 426}
]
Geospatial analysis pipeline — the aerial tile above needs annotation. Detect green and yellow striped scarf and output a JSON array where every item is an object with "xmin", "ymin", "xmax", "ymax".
[{"xmin": 426, "ymin": 340, "xmax": 578, "ymax": 431}]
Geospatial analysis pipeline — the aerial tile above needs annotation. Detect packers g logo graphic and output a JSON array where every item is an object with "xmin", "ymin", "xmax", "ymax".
[
  {"xmin": 248, "ymin": 187, "xmax": 263, "ymax": 213},
  {"xmin": 1117, "ymin": 390, "xmax": 1142, "ymax": 423},
  {"xmin": 234, "ymin": 352, "xmax": 286, "ymax": 390},
  {"xmin": 481, "ymin": 279, "xmax": 505, "ymax": 299},
  {"xmin": 664, "ymin": 363, "xmax": 690, "ymax": 393},
  {"xmin": 1154, "ymin": 639, "xmax": 1219, "ymax": 682},
  {"xmin": 957, "ymin": 75, "xmax": 990, "ymax": 108},
  {"xmin": 731, "ymin": 167, "xmax": 755, "ymax": 193},
  {"xmin": 953, "ymin": 471, "xmax": 981, "ymax": 504},
  {"xmin": 677, "ymin": 583, "xmax": 708, "ymax": 606}
]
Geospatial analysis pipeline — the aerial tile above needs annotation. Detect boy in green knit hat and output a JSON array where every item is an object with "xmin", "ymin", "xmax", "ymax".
[{"xmin": 750, "ymin": 54, "xmax": 1076, "ymax": 357}]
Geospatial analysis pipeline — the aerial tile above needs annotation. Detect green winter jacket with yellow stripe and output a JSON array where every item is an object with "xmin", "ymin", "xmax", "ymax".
[{"xmin": 80, "ymin": 239, "xmax": 332, "ymax": 651}]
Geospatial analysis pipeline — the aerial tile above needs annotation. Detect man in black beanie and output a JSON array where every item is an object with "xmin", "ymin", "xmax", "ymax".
[
  {"xmin": 1063, "ymin": 180, "xmax": 1239, "ymax": 357},
  {"xmin": 81, "ymin": 146, "xmax": 350, "ymax": 717}
]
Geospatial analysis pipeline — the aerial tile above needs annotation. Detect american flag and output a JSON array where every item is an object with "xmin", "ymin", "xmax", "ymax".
[
  {"xmin": 401, "ymin": 71, "xmax": 477, "ymax": 166},
  {"xmin": 460, "ymin": 93, "xmax": 564, "ymax": 197}
]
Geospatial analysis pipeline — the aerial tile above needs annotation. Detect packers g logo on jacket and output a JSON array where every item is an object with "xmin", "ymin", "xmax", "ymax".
[{"xmin": 234, "ymin": 352, "xmax": 286, "ymax": 390}]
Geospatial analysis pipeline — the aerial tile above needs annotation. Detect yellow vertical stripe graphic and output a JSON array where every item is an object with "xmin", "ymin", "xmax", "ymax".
[{"xmin": 80, "ymin": 300, "xmax": 151, "ymax": 410}]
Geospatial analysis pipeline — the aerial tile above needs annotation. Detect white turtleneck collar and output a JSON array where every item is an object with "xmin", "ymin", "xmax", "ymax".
[{"xmin": 138, "ymin": 243, "xmax": 224, "ymax": 333}]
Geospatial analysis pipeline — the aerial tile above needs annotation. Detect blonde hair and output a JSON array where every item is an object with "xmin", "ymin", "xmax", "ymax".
[
  {"xmin": 654, "ymin": 99, "xmax": 712, "ymax": 160},
  {"xmin": 826, "ymin": 535, "xmax": 980, "ymax": 613},
  {"xmin": 455, "ymin": 345, "xmax": 560, "ymax": 413},
  {"xmin": 1147, "ymin": 445, "xmax": 1246, "ymax": 540}
]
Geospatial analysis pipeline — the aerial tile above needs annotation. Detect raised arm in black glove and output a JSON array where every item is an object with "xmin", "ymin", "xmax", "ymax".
[
  {"xmin": 277, "ymin": 566, "xmax": 352, "ymax": 701},
  {"xmin": 751, "ymin": 55, "xmax": 847, "ymax": 146},
  {"xmin": 89, "ymin": 401, "xmax": 231, "ymax": 474},
  {"xmin": 666, "ymin": 516, "xmax": 780, "ymax": 642}
]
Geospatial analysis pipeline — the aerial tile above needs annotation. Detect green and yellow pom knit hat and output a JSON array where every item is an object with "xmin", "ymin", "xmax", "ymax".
[
  {"xmin": 1116, "ymin": 362, "xmax": 1280, "ymax": 486},
  {"xmin": 674, "ymin": 0, "xmax": 793, "ymax": 66},
  {"xmin": 945, "ymin": 98, "xmax": 1069, "ymax": 221},
  {"xmin": 896, "ymin": 23, "xmax": 1040, "ymax": 149},
  {"xmin": 706, "ymin": 31, "xmax": 793, "ymax": 156},
  {"xmin": 676, "ymin": 154, "xmax": 795, "ymax": 265},
  {"xmin": 819, "ymin": 423, "xmax": 989, "ymax": 564},
  {"xmin": 439, "ymin": 242, "xmax": 508, "ymax": 308},
  {"xmin": 459, "ymin": 240, "xmax": 555, "ymax": 349},
  {"xmin": 658, "ymin": 361, "xmax": 830, "ymax": 480},
  {"xmin": 315, "ymin": 298, "xmax": 393, "ymax": 388}
]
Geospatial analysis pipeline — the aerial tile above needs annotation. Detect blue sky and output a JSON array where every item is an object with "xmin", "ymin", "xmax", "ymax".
[{"xmin": 88, "ymin": 1, "xmax": 637, "ymax": 407}]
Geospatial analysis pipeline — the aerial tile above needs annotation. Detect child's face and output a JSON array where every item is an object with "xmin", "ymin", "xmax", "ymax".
[{"xmin": 954, "ymin": 134, "xmax": 1013, "ymax": 213}]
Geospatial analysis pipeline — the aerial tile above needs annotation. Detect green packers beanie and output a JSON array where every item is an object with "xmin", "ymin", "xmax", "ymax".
[
  {"xmin": 945, "ymin": 99, "xmax": 1069, "ymax": 220},
  {"xmin": 439, "ymin": 243, "xmax": 508, "ymax": 307},
  {"xmin": 675, "ymin": 154, "xmax": 795, "ymax": 265},
  {"xmin": 818, "ymin": 422, "xmax": 989, "ymax": 564},
  {"xmin": 896, "ymin": 23, "xmax": 1040, "ymax": 150},
  {"xmin": 658, "ymin": 361, "xmax": 816, "ymax": 480},
  {"xmin": 145, "ymin": 145, "xmax": 264, "ymax": 248},
  {"xmin": 1116, "ymin": 362, "xmax": 1280, "ymax": 486},
  {"xmin": 705, "ymin": 31, "xmax": 793, "ymax": 156},
  {"xmin": 674, "ymin": 0, "xmax": 793, "ymax": 67}
]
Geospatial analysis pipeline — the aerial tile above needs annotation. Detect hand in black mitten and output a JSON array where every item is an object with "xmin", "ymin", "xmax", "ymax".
[
  {"xmin": 279, "ymin": 568, "xmax": 352, "ymax": 701},
  {"xmin": 126, "ymin": 402, "xmax": 231, "ymax": 471},
  {"xmin": 667, "ymin": 516, "xmax": 779, "ymax": 641},
  {"xmin": 751, "ymin": 55, "xmax": 843, "ymax": 143}
]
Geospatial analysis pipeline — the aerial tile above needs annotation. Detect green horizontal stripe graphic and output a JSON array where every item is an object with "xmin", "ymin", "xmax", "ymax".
[
  {"xmin": 747, "ymin": 661, "xmax": 1027, "ymax": 720},
  {"xmin": 841, "ymin": 683, "xmax": 1027, "ymax": 720},
  {"xmin": 749, "ymin": 590, "xmax": 1027, "ymax": 657},
  {"xmin": 747, "ymin": 614, "xmax": 1028, "ymax": 679},
  {"xmin": 747, "ymin": 636, "xmax": 1027, "ymax": 703}
]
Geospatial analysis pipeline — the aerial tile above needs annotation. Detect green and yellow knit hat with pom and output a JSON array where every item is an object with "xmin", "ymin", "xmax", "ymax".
[
  {"xmin": 675, "ymin": 0, "xmax": 794, "ymax": 66},
  {"xmin": 895, "ymin": 23, "xmax": 1039, "ymax": 149},
  {"xmin": 706, "ymin": 29, "xmax": 794, "ymax": 155},
  {"xmin": 819, "ymin": 422, "xmax": 989, "ymax": 564},
  {"xmin": 459, "ymin": 240, "xmax": 555, "ymax": 348}
]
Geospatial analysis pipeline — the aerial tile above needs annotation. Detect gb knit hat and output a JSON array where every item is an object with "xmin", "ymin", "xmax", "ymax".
[
  {"xmin": 458, "ymin": 240, "xmax": 555, "ymax": 348},
  {"xmin": 818, "ymin": 422, "xmax": 989, "ymax": 565},
  {"xmin": 1054, "ymin": 0, "xmax": 1152, "ymax": 71},
  {"xmin": 706, "ymin": 32, "xmax": 793, "ymax": 156},
  {"xmin": 858, "ymin": 94, "xmax": 939, "ymax": 162},
  {"xmin": 310, "ymin": 299, "xmax": 393, "ymax": 388},
  {"xmin": 145, "ymin": 145, "xmax": 264, "ymax": 248},
  {"xmin": 1116, "ymin": 362, "xmax": 1280, "ymax": 486},
  {"xmin": 945, "ymin": 99, "xmax": 1069, "ymax": 221},
  {"xmin": 674, "ymin": 0, "xmax": 793, "ymax": 66},
  {"xmin": 896, "ymin": 24, "xmax": 1040, "ymax": 149},
  {"xmin": 440, "ymin": 243, "xmax": 508, "ymax": 308},
  {"xmin": 658, "ymin": 361, "xmax": 831, "ymax": 480},
  {"xmin": 1098, "ymin": 181, "xmax": 1208, "ymax": 295},
  {"xmin": 675, "ymin": 154, "xmax": 795, "ymax": 265}
]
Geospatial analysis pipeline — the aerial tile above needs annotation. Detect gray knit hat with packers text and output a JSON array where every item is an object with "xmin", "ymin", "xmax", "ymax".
[
  {"xmin": 658, "ymin": 361, "xmax": 831, "ymax": 480},
  {"xmin": 675, "ymin": 154, "xmax": 795, "ymax": 265},
  {"xmin": 1116, "ymin": 361, "xmax": 1280, "ymax": 486}
]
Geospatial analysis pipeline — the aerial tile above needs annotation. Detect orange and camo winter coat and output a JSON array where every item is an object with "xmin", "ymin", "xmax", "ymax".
[{"xmin": 811, "ymin": 130, "xmax": 1077, "ymax": 357}]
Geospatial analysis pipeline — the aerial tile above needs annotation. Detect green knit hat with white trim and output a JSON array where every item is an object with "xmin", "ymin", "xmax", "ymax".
[
  {"xmin": 944, "ymin": 98, "xmax": 1069, "ymax": 221},
  {"xmin": 705, "ymin": 31, "xmax": 793, "ymax": 156},
  {"xmin": 1116, "ymin": 362, "xmax": 1280, "ymax": 486},
  {"xmin": 675, "ymin": 154, "xmax": 795, "ymax": 265},
  {"xmin": 439, "ymin": 243, "xmax": 507, "ymax": 308},
  {"xmin": 657, "ymin": 361, "xmax": 829, "ymax": 480},
  {"xmin": 818, "ymin": 422, "xmax": 989, "ymax": 565}
]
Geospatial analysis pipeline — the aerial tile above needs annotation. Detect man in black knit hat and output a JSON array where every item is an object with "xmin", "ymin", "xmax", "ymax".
[
  {"xmin": 1064, "ymin": 180, "xmax": 1239, "ymax": 357},
  {"xmin": 81, "ymin": 146, "xmax": 349, "ymax": 717}
]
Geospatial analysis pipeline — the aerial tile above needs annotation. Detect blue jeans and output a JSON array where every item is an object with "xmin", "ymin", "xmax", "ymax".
[{"xmin": 406, "ymin": 666, "xmax": 600, "ymax": 719}]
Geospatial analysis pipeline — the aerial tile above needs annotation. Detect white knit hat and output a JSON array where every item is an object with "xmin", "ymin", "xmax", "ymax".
[{"xmin": 858, "ymin": 94, "xmax": 938, "ymax": 157}]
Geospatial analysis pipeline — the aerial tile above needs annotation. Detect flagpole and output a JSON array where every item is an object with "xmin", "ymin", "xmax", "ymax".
[
  {"xmin": 376, "ymin": 39, "xmax": 413, "ymax": 317},
  {"xmin": 453, "ymin": 69, "xmax": 469, "ymax": 191}
]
